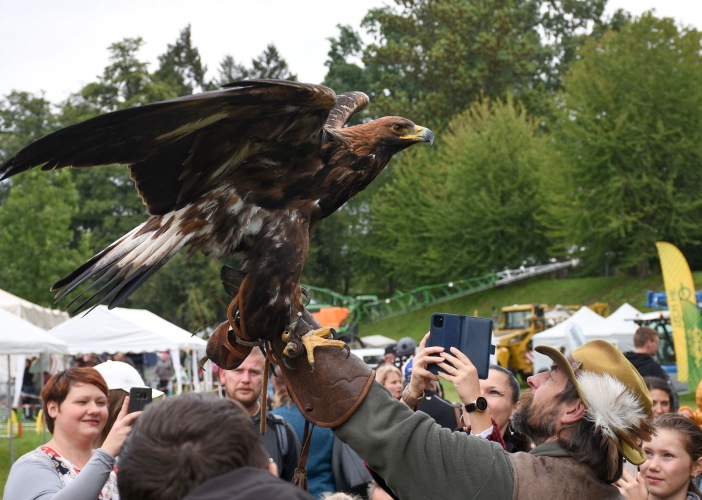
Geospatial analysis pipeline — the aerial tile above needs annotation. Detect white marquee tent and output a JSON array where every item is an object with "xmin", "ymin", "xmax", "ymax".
[
  {"xmin": 584, "ymin": 303, "xmax": 641, "ymax": 353},
  {"xmin": 0, "ymin": 288, "xmax": 68, "ymax": 330},
  {"xmin": 0, "ymin": 308, "xmax": 68, "ymax": 356},
  {"xmin": 531, "ymin": 306, "xmax": 605, "ymax": 373},
  {"xmin": 48, "ymin": 306, "xmax": 209, "ymax": 394}
]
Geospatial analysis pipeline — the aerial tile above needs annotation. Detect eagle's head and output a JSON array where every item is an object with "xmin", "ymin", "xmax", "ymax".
[
  {"xmin": 373, "ymin": 116, "xmax": 435, "ymax": 151},
  {"xmin": 342, "ymin": 116, "xmax": 434, "ymax": 155}
]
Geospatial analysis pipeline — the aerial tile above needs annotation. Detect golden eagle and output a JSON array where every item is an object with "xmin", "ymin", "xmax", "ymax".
[{"xmin": 0, "ymin": 80, "xmax": 433, "ymax": 369}]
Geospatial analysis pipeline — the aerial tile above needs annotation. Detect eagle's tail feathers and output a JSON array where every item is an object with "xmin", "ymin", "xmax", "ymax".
[
  {"xmin": 55, "ymin": 212, "xmax": 197, "ymax": 315},
  {"xmin": 52, "ymin": 224, "xmax": 151, "ymax": 298}
]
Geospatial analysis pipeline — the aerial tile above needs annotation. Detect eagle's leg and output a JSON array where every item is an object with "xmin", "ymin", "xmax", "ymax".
[{"xmin": 283, "ymin": 327, "xmax": 350, "ymax": 372}]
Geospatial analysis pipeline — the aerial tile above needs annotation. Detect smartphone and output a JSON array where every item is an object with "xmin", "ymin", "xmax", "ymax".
[
  {"xmin": 622, "ymin": 459, "xmax": 638, "ymax": 478},
  {"xmin": 128, "ymin": 387, "xmax": 153, "ymax": 413},
  {"xmin": 427, "ymin": 313, "xmax": 495, "ymax": 379}
]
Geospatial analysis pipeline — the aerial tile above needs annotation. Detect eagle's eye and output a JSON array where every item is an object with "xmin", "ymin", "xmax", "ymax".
[{"xmin": 392, "ymin": 124, "xmax": 404, "ymax": 133}]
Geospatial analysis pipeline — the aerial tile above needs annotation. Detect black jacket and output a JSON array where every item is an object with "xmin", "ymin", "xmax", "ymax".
[
  {"xmin": 624, "ymin": 351, "xmax": 679, "ymax": 410},
  {"xmin": 184, "ymin": 467, "xmax": 314, "ymax": 500},
  {"xmin": 624, "ymin": 352, "xmax": 668, "ymax": 379},
  {"xmin": 252, "ymin": 410, "xmax": 301, "ymax": 483}
]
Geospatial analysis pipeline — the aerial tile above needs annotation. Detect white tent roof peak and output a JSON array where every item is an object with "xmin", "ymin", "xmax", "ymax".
[
  {"xmin": 607, "ymin": 303, "xmax": 643, "ymax": 322},
  {"xmin": 0, "ymin": 308, "xmax": 68, "ymax": 355},
  {"xmin": 585, "ymin": 303, "xmax": 642, "ymax": 337},
  {"xmin": 535, "ymin": 306, "xmax": 605, "ymax": 340},
  {"xmin": 0, "ymin": 288, "xmax": 68, "ymax": 329},
  {"xmin": 48, "ymin": 306, "xmax": 206, "ymax": 355}
]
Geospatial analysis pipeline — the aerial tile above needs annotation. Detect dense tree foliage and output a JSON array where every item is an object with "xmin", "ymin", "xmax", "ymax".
[
  {"xmin": 369, "ymin": 99, "xmax": 552, "ymax": 287},
  {"xmin": 2, "ymin": 8, "xmax": 702, "ymax": 332},
  {"xmin": 0, "ymin": 170, "xmax": 91, "ymax": 306},
  {"xmin": 324, "ymin": 0, "xmax": 607, "ymax": 131},
  {"xmin": 548, "ymin": 13, "xmax": 702, "ymax": 277}
]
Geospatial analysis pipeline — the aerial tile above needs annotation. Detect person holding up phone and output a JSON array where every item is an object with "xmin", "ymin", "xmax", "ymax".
[
  {"xmin": 328, "ymin": 333, "xmax": 655, "ymax": 499},
  {"xmin": 4, "ymin": 368, "xmax": 141, "ymax": 500},
  {"xmin": 404, "ymin": 339, "xmax": 494, "ymax": 437}
]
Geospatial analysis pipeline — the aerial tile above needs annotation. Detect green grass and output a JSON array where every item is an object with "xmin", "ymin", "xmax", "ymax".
[
  {"xmin": 0, "ymin": 429, "xmax": 46, "ymax": 495},
  {"xmin": 359, "ymin": 272, "xmax": 702, "ymax": 342}
]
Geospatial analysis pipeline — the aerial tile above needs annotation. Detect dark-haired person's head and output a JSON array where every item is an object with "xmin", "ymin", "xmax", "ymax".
[
  {"xmin": 644, "ymin": 376, "xmax": 673, "ymax": 418},
  {"xmin": 41, "ymin": 367, "xmax": 109, "ymax": 435},
  {"xmin": 478, "ymin": 365, "xmax": 520, "ymax": 438},
  {"xmin": 511, "ymin": 341, "xmax": 653, "ymax": 483},
  {"xmin": 117, "ymin": 393, "xmax": 279, "ymax": 499}
]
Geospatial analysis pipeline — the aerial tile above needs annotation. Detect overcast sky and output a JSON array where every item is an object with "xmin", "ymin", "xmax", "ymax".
[{"xmin": 1, "ymin": 0, "xmax": 701, "ymax": 104}]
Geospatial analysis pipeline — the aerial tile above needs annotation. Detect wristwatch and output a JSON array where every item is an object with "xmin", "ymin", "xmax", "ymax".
[
  {"xmin": 401, "ymin": 386, "xmax": 424, "ymax": 408},
  {"xmin": 464, "ymin": 397, "xmax": 488, "ymax": 413}
]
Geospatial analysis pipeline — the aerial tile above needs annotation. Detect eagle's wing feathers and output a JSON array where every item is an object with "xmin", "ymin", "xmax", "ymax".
[
  {"xmin": 324, "ymin": 91, "xmax": 369, "ymax": 130},
  {"xmin": 0, "ymin": 80, "xmax": 337, "ymax": 216}
]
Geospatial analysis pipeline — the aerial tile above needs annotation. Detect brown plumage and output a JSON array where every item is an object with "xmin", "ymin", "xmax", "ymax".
[{"xmin": 0, "ymin": 80, "xmax": 433, "ymax": 340}]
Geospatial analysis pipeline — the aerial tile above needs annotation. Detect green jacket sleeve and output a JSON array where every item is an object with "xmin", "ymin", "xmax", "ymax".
[{"xmin": 334, "ymin": 382, "xmax": 514, "ymax": 500}]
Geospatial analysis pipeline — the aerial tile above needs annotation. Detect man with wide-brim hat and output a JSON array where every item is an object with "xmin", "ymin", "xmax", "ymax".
[{"xmin": 316, "ymin": 337, "xmax": 654, "ymax": 499}]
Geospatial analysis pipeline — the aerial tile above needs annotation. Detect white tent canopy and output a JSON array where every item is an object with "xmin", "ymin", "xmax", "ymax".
[
  {"xmin": 0, "ymin": 288, "xmax": 68, "ymax": 330},
  {"xmin": 582, "ymin": 303, "xmax": 641, "ymax": 354},
  {"xmin": 0, "ymin": 308, "xmax": 68, "ymax": 356},
  {"xmin": 48, "ymin": 306, "xmax": 209, "ymax": 395},
  {"xmin": 48, "ymin": 306, "xmax": 206, "ymax": 354},
  {"xmin": 586, "ymin": 303, "xmax": 641, "ymax": 337},
  {"xmin": 531, "ymin": 306, "xmax": 605, "ymax": 373}
]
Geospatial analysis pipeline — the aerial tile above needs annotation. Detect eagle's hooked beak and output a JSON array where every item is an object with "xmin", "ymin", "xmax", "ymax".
[{"xmin": 402, "ymin": 125, "xmax": 435, "ymax": 146}]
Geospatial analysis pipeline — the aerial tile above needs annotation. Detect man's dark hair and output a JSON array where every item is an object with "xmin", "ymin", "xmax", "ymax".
[
  {"xmin": 117, "ymin": 393, "xmax": 270, "ymax": 499},
  {"xmin": 555, "ymin": 379, "xmax": 623, "ymax": 484},
  {"xmin": 633, "ymin": 327, "xmax": 658, "ymax": 348}
]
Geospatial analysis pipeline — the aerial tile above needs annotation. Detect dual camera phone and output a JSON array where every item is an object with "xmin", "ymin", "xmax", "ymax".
[
  {"xmin": 427, "ymin": 313, "xmax": 495, "ymax": 379},
  {"xmin": 127, "ymin": 387, "xmax": 153, "ymax": 413}
]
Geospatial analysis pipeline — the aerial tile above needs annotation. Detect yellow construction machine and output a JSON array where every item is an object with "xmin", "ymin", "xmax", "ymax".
[{"xmin": 494, "ymin": 302, "xmax": 609, "ymax": 378}]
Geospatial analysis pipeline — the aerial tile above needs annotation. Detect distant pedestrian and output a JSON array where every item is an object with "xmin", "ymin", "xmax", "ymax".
[
  {"xmin": 154, "ymin": 353, "xmax": 175, "ymax": 393},
  {"xmin": 624, "ymin": 326, "xmax": 678, "ymax": 410}
]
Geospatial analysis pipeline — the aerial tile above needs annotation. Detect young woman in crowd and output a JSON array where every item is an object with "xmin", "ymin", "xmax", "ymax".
[
  {"xmin": 375, "ymin": 365, "xmax": 403, "ymax": 399},
  {"xmin": 457, "ymin": 364, "xmax": 530, "ymax": 452},
  {"xmin": 615, "ymin": 413, "xmax": 702, "ymax": 500},
  {"xmin": 4, "ymin": 367, "xmax": 141, "ymax": 499},
  {"xmin": 93, "ymin": 360, "xmax": 163, "ymax": 448},
  {"xmin": 645, "ymin": 376, "xmax": 674, "ymax": 419}
]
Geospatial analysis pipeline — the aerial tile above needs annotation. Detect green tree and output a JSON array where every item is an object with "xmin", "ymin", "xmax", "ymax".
[
  {"xmin": 370, "ymin": 99, "xmax": 552, "ymax": 287},
  {"xmin": 250, "ymin": 44, "xmax": 297, "ymax": 80},
  {"xmin": 0, "ymin": 91, "xmax": 58, "ymax": 164},
  {"xmin": 155, "ymin": 25, "xmax": 209, "ymax": 95},
  {"xmin": 214, "ymin": 55, "xmax": 249, "ymax": 86},
  {"xmin": 324, "ymin": 0, "xmax": 606, "ymax": 131},
  {"xmin": 0, "ymin": 170, "xmax": 91, "ymax": 306},
  {"xmin": 214, "ymin": 44, "xmax": 297, "ymax": 86},
  {"xmin": 549, "ymin": 13, "xmax": 702, "ymax": 278}
]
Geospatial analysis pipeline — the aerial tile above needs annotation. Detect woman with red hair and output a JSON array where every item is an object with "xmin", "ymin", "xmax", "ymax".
[{"xmin": 5, "ymin": 367, "xmax": 140, "ymax": 499}]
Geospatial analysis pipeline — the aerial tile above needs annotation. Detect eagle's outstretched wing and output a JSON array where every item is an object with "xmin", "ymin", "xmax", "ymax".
[
  {"xmin": 0, "ymin": 80, "xmax": 338, "ymax": 215},
  {"xmin": 0, "ymin": 80, "xmax": 367, "ymax": 313}
]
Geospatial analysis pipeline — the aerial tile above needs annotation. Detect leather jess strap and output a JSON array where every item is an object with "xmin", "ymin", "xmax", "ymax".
[{"xmin": 291, "ymin": 420, "xmax": 314, "ymax": 491}]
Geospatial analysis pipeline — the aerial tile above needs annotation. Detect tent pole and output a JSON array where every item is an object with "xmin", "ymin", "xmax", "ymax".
[
  {"xmin": 8, "ymin": 355, "xmax": 14, "ymax": 465},
  {"xmin": 40, "ymin": 355, "xmax": 46, "ymax": 444}
]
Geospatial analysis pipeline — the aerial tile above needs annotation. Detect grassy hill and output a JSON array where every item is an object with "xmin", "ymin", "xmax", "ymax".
[{"xmin": 358, "ymin": 272, "xmax": 702, "ymax": 342}]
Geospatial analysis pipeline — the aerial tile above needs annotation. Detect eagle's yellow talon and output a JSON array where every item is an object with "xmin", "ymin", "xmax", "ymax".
[{"xmin": 302, "ymin": 327, "xmax": 347, "ymax": 370}]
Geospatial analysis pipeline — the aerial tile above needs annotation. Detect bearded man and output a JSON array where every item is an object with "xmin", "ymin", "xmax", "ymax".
[
  {"xmin": 331, "ymin": 337, "xmax": 653, "ymax": 500},
  {"xmin": 220, "ymin": 347, "xmax": 300, "ymax": 482}
]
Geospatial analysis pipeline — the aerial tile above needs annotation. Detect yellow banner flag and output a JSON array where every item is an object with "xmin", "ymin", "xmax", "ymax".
[{"xmin": 656, "ymin": 242, "xmax": 702, "ymax": 388}]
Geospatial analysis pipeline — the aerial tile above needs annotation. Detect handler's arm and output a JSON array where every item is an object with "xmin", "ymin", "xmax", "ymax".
[{"xmin": 334, "ymin": 382, "xmax": 514, "ymax": 500}]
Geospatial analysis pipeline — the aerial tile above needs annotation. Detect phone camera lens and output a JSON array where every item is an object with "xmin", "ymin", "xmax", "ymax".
[{"xmin": 433, "ymin": 315, "xmax": 444, "ymax": 328}]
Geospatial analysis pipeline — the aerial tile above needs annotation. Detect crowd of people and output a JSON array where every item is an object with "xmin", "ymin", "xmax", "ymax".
[{"xmin": 4, "ymin": 326, "xmax": 702, "ymax": 500}]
